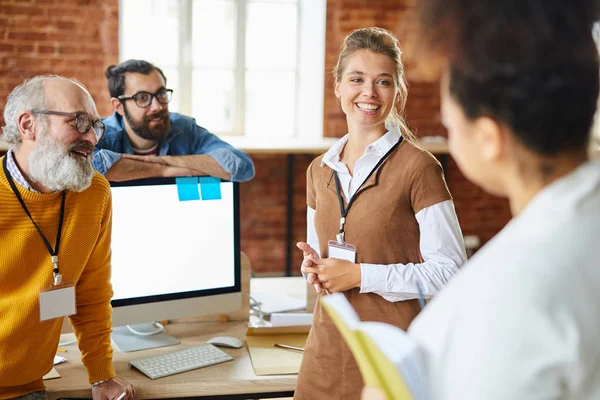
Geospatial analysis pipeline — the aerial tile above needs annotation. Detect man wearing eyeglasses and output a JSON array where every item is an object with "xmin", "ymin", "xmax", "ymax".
[
  {"xmin": 93, "ymin": 59, "xmax": 255, "ymax": 182},
  {"xmin": 0, "ymin": 75, "xmax": 136, "ymax": 400}
]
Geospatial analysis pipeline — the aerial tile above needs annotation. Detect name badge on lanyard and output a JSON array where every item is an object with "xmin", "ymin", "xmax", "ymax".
[
  {"xmin": 39, "ymin": 286, "xmax": 76, "ymax": 321},
  {"xmin": 329, "ymin": 136, "xmax": 402, "ymax": 262},
  {"xmin": 2, "ymin": 156, "xmax": 76, "ymax": 322},
  {"xmin": 328, "ymin": 240, "xmax": 357, "ymax": 263}
]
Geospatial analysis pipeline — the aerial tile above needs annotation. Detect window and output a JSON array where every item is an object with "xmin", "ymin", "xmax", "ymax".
[
  {"xmin": 592, "ymin": 23, "xmax": 600, "ymax": 154},
  {"xmin": 120, "ymin": 0, "xmax": 326, "ymax": 139}
]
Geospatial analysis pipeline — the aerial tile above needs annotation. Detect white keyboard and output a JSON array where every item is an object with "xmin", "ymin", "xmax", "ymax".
[{"xmin": 129, "ymin": 344, "xmax": 234, "ymax": 379}]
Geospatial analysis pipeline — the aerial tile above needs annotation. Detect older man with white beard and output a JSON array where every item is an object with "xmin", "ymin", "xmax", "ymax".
[{"xmin": 0, "ymin": 75, "xmax": 136, "ymax": 400}]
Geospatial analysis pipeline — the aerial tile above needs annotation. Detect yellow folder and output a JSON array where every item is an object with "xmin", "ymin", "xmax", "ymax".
[{"xmin": 322, "ymin": 294, "xmax": 422, "ymax": 400}]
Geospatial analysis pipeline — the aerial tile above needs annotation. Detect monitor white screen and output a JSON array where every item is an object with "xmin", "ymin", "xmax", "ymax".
[{"xmin": 108, "ymin": 178, "xmax": 241, "ymax": 325}]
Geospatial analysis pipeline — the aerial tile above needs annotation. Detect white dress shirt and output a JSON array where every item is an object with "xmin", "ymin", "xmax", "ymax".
[
  {"xmin": 306, "ymin": 126, "xmax": 467, "ymax": 302},
  {"xmin": 409, "ymin": 161, "xmax": 600, "ymax": 399}
]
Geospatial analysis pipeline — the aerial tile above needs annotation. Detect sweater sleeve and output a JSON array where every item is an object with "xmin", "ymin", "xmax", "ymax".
[{"xmin": 68, "ymin": 186, "xmax": 115, "ymax": 384}]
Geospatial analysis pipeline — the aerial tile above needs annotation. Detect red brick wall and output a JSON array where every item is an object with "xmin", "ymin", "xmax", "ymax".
[
  {"xmin": 321, "ymin": 0, "xmax": 512, "ymax": 257},
  {"xmin": 324, "ymin": 0, "xmax": 446, "ymax": 138},
  {"xmin": 0, "ymin": 0, "xmax": 118, "ymax": 118},
  {"xmin": 0, "ymin": 0, "xmax": 511, "ymax": 276},
  {"xmin": 239, "ymin": 154, "xmax": 313, "ymax": 275}
]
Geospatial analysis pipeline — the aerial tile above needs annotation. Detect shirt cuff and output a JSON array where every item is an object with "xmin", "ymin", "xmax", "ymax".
[
  {"xmin": 206, "ymin": 147, "xmax": 254, "ymax": 182},
  {"xmin": 360, "ymin": 263, "xmax": 423, "ymax": 302},
  {"xmin": 359, "ymin": 263, "xmax": 388, "ymax": 294}
]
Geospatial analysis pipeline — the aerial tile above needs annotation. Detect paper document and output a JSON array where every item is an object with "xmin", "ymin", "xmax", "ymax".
[
  {"xmin": 43, "ymin": 367, "xmax": 61, "ymax": 380},
  {"xmin": 270, "ymin": 313, "xmax": 312, "ymax": 327},
  {"xmin": 246, "ymin": 330, "xmax": 308, "ymax": 375},
  {"xmin": 44, "ymin": 355, "xmax": 66, "ymax": 380},
  {"xmin": 322, "ymin": 293, "xmax": 430, "ymax": 400},
  {"xmin": 252, "ymin": 292, "xmax": 306, "ymax": 314},
  {"xmin": 54, "ymin": 355, "xmax": 66, "ymax": 365}
]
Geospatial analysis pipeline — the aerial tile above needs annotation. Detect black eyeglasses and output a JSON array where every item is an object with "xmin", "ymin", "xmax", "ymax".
[
  {"xmin": 30, "ymin": 109, "xmax": 105, "ymax": 140},
  {"xmin": 118, "ymin": 88, "xmax": 173, "ymax": 108}
]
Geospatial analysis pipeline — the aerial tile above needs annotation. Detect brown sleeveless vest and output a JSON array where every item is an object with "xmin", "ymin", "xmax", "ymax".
[{"xmin": 294, "ymin": 140, "xmax": 452, "ymax": 400}]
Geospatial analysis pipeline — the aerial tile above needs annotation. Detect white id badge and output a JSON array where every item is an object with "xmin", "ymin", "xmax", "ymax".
[
  {"xmin": 328, "ymin": 240, "xmax": 357, "ymax": 263},
  {"xmin": 39, "ymin": 286, "xmax": 76, "ymax": 322}
]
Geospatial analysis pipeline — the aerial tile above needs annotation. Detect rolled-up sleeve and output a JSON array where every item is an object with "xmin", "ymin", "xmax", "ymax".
[
  {"xmin": 192, "ymin": 125, "xmax": 255, "ymax": 182},
  {"xmin": 205, "ymin": 146, "xmax": 255, "ymax": 182},
  {"xmin": 92, "ymin": 149, "xmax": 123, "ymax": 176}
]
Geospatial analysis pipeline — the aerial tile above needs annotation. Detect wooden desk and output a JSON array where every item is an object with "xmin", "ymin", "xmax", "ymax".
[{"xmin": 47, "ymin": 320, "xmax": 296, "ymax": 399}]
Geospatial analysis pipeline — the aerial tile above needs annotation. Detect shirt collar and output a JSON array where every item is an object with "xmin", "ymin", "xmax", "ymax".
[
  {"xmin": 5, "ymin": 149, "xmax": 39, "ymax": 193},
  {"xmin": 320, "ymin": 124, "xmax": 403, "ymax": 167},
  {"xmin": 321, "ymin": 134, "xmax": 349, "ymax": 166}
]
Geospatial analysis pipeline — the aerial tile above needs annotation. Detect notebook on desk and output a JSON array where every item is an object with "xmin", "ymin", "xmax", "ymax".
[{"xmin": 246, "ymin": 325, "xmax": 309, "ymax": 375}]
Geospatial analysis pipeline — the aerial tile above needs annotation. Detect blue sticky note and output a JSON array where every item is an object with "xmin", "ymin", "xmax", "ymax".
[
  {"xmin": 199, "ymin": 176, "xmax": 222, "ymax": 200},
  {"xmin": 176, "ymin": 177, "xmax": 200, "ymax": 201}
]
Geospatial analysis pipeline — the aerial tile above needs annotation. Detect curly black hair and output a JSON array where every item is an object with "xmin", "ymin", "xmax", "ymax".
[{"xmin": 418, "ymin": 0, "xmax": 600, "ymax": 155}]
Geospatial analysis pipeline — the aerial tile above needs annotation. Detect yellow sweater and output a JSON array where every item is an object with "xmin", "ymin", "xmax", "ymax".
[{"xmin": 0, "ymin": 160, "xmax": 115, "ymax": 398}]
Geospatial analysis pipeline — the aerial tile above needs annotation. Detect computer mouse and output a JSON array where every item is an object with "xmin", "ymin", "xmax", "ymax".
[{"xmin": 207, "ymin": 336, "xmax": 244, "ymax": 349}]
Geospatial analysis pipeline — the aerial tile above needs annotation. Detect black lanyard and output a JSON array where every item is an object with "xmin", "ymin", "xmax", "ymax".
[
  {"xmin": 2, "ymin": 156, "xmax": 66, "ymax": 286},
  {"xmin": 333, "ymin": 136, "xmax": 403, "ymax": 244}
]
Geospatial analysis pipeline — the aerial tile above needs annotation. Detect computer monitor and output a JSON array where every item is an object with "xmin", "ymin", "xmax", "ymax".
[{"xmin": 62, "ymin": 177, "xmax": 241, "ymax": 351}]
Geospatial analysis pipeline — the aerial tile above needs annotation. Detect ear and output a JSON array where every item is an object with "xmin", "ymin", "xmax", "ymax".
[
  {"xmin": 334, "ymin": 81, "xmax": 341, "ymax": 99},
  {"xmin": 17, "ymin": 111, "xmax": 37, "ymax": 141},
  {"xmin": 473, "ymin": 116, "xmax": 503, "ymax": 162},
  {"xmin": 111, "ymin": 97, "xmax": 125, "ymax": 116}
]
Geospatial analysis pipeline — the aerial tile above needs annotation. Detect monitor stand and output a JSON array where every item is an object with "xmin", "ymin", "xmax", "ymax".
[{"xmin": 110, "ymin": 322, "xmax": 180, "ymax": 352}]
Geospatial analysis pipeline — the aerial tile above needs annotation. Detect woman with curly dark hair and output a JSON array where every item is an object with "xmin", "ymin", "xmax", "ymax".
[{"xmin": 398, "ymin": 0, "xmax": 600, "ymax": 399}]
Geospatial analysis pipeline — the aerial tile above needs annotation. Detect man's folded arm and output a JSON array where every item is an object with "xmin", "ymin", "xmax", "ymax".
[
  {"xmin": 190, "ymin": 128, "xmax": 255, "ymax": 182},
  {"xmin": 146, "ymin": 154, "xmax": 232, "ymax": 180},
  {"xmin": 104, "ymin": 157, "xmax": 196, "ymax": 181}
]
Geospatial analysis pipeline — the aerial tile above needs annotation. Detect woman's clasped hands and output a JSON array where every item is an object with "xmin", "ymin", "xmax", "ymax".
[{"xmin": 297, "ymin": 242, "xmax": 361, "ymax": 294}]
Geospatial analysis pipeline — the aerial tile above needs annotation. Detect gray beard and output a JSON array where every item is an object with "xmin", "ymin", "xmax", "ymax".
[{"xmin": 28, "ymin": 132, "xmax": 95, "ymax": 192}]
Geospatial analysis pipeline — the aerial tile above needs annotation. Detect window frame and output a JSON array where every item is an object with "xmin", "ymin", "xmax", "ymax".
[{"xmin": 118, "ymin": 0, "xmax": 326, "ymax": 140}]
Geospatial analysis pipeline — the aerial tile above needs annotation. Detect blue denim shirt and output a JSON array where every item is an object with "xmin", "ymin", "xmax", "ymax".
[{"xmin": 93, "ymin": 112, "xmax": 255, "ymax": 182}]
